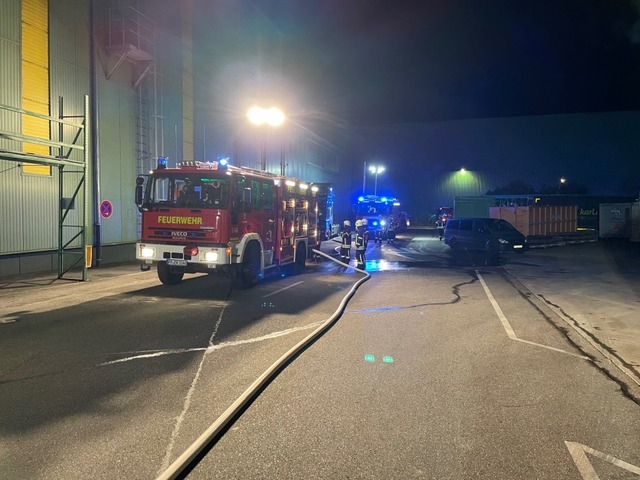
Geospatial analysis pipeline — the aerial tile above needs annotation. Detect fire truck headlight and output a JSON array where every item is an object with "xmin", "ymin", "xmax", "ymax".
[
  {"xmin": 140, "ymin": 247, "xmax": 155, "ymax": 259},
  {"xmin": 204, "ymin": 251, "xmax": 218, "ymax": 262},
  {"xmin": 380, "ymin": 220, "xmax": 386, "ymax": 226}
]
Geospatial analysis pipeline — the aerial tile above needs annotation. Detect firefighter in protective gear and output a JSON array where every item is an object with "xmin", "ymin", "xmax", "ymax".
[
  {"xmin": 361, "ymin": 218, "xmax": 370, "ymax": 248},
  {"xmin": 340, "ymin": 220, "xmax": 352, "ymax": 263},
  {"xmin": 355, "ymin": 219, "xmax": 367, "ymax": 270}
]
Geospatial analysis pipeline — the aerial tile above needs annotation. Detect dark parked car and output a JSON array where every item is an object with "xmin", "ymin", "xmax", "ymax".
[{"xmin": 444, "ymin": 217, "xmax": 528, "ymax": 263}]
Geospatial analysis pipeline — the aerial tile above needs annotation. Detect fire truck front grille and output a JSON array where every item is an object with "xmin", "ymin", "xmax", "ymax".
[
  {"xmin": 162, "ymin": 252, "xmax": 192, "ymax": 260},
  {"xmin": 149, "ymin": 229, "xmax": 206, "ymax": 239}
]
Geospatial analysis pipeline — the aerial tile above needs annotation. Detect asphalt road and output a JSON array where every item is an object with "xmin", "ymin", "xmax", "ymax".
[{"xmin": 1, "ymin": 231, "xmax": 639, "ymax": 479}]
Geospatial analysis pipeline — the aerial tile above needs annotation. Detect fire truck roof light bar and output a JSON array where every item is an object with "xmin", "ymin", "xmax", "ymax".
[{"xmin": 177, "ymin": 161, "xmax": 224, "ymax": 170}]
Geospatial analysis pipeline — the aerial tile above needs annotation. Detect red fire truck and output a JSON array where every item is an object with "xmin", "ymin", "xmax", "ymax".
[{"xmin": 135, "ymin": 158, "xmax": 329, "ymax": 287}]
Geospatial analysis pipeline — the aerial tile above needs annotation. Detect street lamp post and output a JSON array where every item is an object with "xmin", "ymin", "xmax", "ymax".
[
  {"xmin": 363, "ymin": 160, "xmax": 367, "ymax": 196},
  {"xmin": 369, "ymin": 165, "xmax": 385, "ymax": 196},
  {"xmin": 247, "ymin": 106, "xmax": 285, "ymax": 171}
]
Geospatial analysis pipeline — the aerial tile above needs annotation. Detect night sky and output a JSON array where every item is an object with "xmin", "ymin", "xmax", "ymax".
[
  {"xmin": 191, "ymin": 0, "xmax": 640, "ymax": 208},
  {"xmin": 194, "ymin": 0, "xmax": 640, "ymax": 126}
]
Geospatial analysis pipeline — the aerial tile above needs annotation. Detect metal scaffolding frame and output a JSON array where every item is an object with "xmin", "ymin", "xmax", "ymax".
[{"xmin": 0, "ymin": 95, "xmax": 91, "ymax": 281}]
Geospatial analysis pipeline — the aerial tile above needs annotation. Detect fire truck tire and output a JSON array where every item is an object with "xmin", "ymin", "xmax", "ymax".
[
  {"xmin": 157, "ymin": 262, "xmax": 184, "ymax": 285},
  {"xmin": 236, "ymin": 244, "xmax": 260, "ymax": 289},
  {"xmin": 294, "ymin": 244, "xmax": 307, "ymax": 274}
]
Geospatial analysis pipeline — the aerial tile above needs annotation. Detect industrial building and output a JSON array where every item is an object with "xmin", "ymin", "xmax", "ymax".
[{"xmin": 0, "ymin": 0, "xmax": 348, "ymax": 279}]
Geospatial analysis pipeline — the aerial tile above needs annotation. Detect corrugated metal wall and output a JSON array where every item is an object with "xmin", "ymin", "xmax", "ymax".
[{"xmin": 0, "ymin": 0, "xmax": 22, "ymax": 256}]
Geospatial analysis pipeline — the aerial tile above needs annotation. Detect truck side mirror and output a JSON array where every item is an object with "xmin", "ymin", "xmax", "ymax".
[
  {"xmin": 135, "ymin": 176, "xmax": 144, "ymax": 208},
  {"xmin": 242, "ymin": 186, "xmax": 252, "ymax": 212}
]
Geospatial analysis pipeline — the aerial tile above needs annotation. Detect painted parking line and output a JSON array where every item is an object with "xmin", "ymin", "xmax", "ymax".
[
  {"xmin": 476, "ymin": 270, "xmax": 589, "ymax": 360},
  {"xmin": 565, "ymin": 441, "xmax": 640, "ymax": 479},
  {"xmin": 262, "ymin": 281, "xmax": 304, "ymax": 298}
]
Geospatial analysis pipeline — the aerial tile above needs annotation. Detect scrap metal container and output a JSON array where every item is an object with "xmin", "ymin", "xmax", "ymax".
[
  {"xmin": 454, "ymin": 196, "xmax": 496, "ymax": 218},
  {"xmin": 490, "ymin": 205, "xmax": 577, "ymax": 237},
  {"xmin": 599, "ymin": 203, "xmax": 633, "ymax": 239},
  {"xmin": 632, "ymin": 204, "xmax": 640, "ymax": 242}
]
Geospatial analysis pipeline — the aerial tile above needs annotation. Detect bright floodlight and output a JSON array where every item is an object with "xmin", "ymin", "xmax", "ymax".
[
  {"xmin": 266, "ymin": 107, "xmax": 285, "ymax": 126},
  {"xmin": 369, "ymin": 165, "xmax": 385, "ymax": 174},
  {"xmin": 247, "ymin": 106, "xmax": 265, "ymax": 125},
  {"xmin": 247, "ymin": 106, "xmax": 285, "ymax": 127}
]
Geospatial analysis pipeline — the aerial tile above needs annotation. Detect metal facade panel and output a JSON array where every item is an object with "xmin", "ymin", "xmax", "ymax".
[
  {"xmin": 0, "ymin": 0, "xmax": 20, "ymax": 42},
  {"xmin": 19, "ymin": 172, "xmax": 59, "ymax": 251},
  {"xmin": 49, "ymin": 59, "xmax": 90, "ymax": 163},
  {"xmin": 0, "ymin": 164, "xmax": 59, "ymax": 254},
  {"xmin": 0, "ymin": 39, "xmax": 21, "ymax": 149},
  {"xmin": 49, "ymin": 0, "xmax": 90, "ymax": 68},
  {"xmin": 0, "ymin": 161, "xmax": 24, "ymax": 254},
  {"xmin": 97, "ymin": 76, "xmax": 139, "ymax": 245}
]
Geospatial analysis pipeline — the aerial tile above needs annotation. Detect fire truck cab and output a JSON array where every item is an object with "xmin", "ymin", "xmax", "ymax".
[{"xmin": 135, "ymin": 158, "xmax": 328, "ymax": 287}]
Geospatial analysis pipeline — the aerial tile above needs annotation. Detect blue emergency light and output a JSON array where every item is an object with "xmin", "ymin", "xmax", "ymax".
[{"xmin": 157, "ymin": 157, "xmax": 168, "ymax": 169}]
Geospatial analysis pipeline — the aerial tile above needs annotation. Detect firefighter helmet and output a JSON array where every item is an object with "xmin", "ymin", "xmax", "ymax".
[
  {"xmin": 343, "ymin": 220, "xmax": 351, "ymax": 226},
  {"xmin": 355, "ymin": 220, "xmax": 363, "ymax": 228},
  {"xmin": 361, "ymin": 218, "xmax": 368, "ymax": 226}
]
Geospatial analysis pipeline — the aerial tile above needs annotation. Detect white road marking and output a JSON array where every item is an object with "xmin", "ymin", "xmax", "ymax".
[
  {"xmin": 158, "ymin": 304, "xmax": 226, "ymax": 474},
  {"xmin": 263, "ymin": 281, "xmax": 304, "ymax": 298},
  {"xmin": 99, "ymin": 322, "xmax": 323, "ymax": 366},
  {"xmin": 565, "ymin": 441, "xmax": 640, "ymax": 479},
  {"xmin": 99, "ymin": 348, "xmax": 206, "ymax": 365},
  {"xmin": 206, "ymin": 322, "xmax": 323, "ymax": 351},
  {"xmin": 476, "ymin": 271, "xmax": 589, "ymax": 360}
]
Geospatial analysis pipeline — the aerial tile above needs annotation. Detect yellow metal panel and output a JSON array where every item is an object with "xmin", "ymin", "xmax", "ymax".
[
  {"xmin": 22, "ymin": 0, "xmax": 50, "ymax": 173},
  {"xmin": 22, "ymin": 0, "xmax": 47, "ymax": 30},
  {"xmin": 22, "ymin": 164, "xmax": 51, "ymax": 175},
  {"xmin": 21, "ymin": 22, "xmax": 48, "ymax": 66},
  {"xmin": 21, "ymin": 63, "xmax": 49, "ymax": 109}
]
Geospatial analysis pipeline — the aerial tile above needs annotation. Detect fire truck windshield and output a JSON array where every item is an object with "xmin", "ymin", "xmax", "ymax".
[
  {"xmin": 148, "ymin": 174, "xmax": 229, "ymax": 209},
  {"xmin": 355, "ymin": 200, "xmax": 393, "ymax": 217}
]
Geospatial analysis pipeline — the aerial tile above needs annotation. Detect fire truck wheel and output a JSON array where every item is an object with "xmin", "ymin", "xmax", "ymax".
[
  {"xmin": 294, "ymin": 244, "xmax": 307, "ymax": 274},
  {"xmin": 236, "ymin": 244, "xmax": 260, "ymax": 289},
  {"xmin": 157, "ymin": 262, "xmax": 184, "ymax": 285}
]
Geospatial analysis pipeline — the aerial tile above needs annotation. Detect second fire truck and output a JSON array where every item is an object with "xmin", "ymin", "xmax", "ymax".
[
  {"xmin": 354, "ymin": 195, "xmax": 408, "ymax": 243},
  {"xmin": 135, "ymin": 158, "xmax": 330, "ymax": 287}
]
